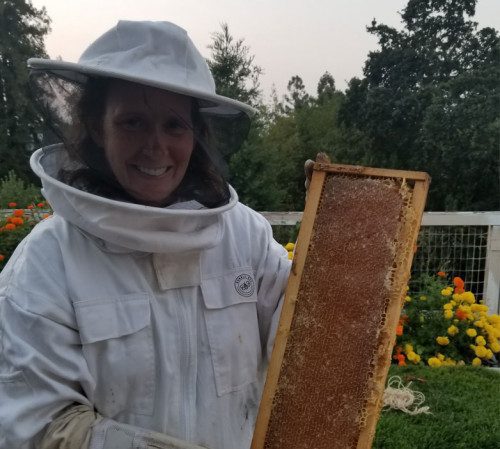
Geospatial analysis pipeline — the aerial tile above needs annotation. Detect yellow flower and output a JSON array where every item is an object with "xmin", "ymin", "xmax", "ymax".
[
  {"xmin": 408, "ymin": 352, "xmax": 421, "ymax": 364},
  {"xmin": 452, "ymin": 293, "xmax": 462, "ymax": 302},
  {"xmin": 443, "ymin": 303, "xmax": 453, "ymax": 310},
  {"xmin": 437, "ymin": 353, "xmax": 445, "ymax": 361},
  {"xmin": 404, "ymin": 343, "xmax": 414, "ymax": 353},
  {"xmin": 287, "ymin": 251, "xmax": 293, "ymax": 260},
  {"xmin": 441, "ymin": 288, "xmax": 452, "ymax": 297},
  {"xmin": 447, "ymin": 325, "xmax": 459, "ymax": 336},
  {"xmin": 466, "ymin": 328, "xmax": 477, "ymax": 338},
  {"xmin": 485, "ymin": 349, "xmax": 494, "ymax": 359},
  {"xmin": 477, "ymin": 305, "xmax": 489, "ymax": 313},
  {"xmin": 444, "ymin": 310, "xmax": 453, "ymax": 319},
  {"xmin": 284, "ymin": 242, "xmax": 295, "ymax": 251},
  {"xmin": 459, "ymin": 305, "xmax": 471, "ymax": 314},
  {"xmin": 489, "ymin": 341, "xmax": 500, "ymax": 353},
  {"xmin": 436, "ymin": 336, "xmax": 450, "ymax": 346},
  {"xmin": 405, "ymin": 295, "xmax": 412, "ymax": 303},
  {"xmin": 473, "ymin": 345, "xmax": 488, "ymax": 358},
  {"xmin": 419, "ymin": 295, "xmax": 427, "ymax": 301},
  {"xmin": 472, "ymin": 357, "xmax": 482, "ymax": 366},
  {"xmin": 428, "ymin": 357, "xmax": 442, "ymax": 367},
  {"xmin": 473, "ymin": 319, "xmax": 485, "ymax": 328},
  {"xmin": 475, "ymin": 335, "xmax": 486, "ymax": 346},
  {"xmin": 461, "ymin": 291, "xmax": 475, "ymax": 304}
]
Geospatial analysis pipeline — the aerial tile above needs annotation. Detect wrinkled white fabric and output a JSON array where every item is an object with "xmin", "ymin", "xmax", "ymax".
[{"xmin": 0, "ymin": 145, "xmax": 291, "ymax": 449}]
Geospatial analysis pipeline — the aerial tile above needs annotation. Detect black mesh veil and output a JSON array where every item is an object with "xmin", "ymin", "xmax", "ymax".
[{"xmin": 29, "ymin": 69, "xmax": 252, "ymax": 207}]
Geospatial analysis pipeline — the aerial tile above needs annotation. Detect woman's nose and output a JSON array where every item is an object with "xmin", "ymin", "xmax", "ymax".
[{"xmin": 143, "ymin": 126, "xmax": 170, "ymax": 155}]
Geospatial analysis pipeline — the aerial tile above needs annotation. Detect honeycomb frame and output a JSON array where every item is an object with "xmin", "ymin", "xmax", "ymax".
[{"xmin": 252, "ymin": 162, "xmax": 430, "ymax": 449}]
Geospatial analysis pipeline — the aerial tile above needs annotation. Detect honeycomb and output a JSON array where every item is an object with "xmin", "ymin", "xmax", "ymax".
[{"xmin": 252, "ymin": 164, "xmax": 429, "ymax": 449}]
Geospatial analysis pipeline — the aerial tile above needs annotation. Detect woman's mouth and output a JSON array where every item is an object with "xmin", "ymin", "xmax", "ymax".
[{"xmin": 135, "ymin": 165, "xmax": 169, "ymax": 176}]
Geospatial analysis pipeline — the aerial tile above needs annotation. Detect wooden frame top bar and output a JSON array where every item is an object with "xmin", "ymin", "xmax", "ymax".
[{"xmin": 314, "ymin": 162, "xmax": 431, "ymax": 182}]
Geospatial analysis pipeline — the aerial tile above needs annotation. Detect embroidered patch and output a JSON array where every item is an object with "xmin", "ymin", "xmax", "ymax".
[{"xmin": 234, "ymin": 274, "xmax": 255, "ymax": 297}]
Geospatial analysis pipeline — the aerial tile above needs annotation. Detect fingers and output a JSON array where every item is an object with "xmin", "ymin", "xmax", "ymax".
[{"xmin": 304, "ymin": 159, "xmax": 315, "ymax": 191}]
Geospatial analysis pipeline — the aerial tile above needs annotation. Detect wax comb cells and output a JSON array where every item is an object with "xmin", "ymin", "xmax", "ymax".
[{"xmin": 252, "ymin": 164, "xmax": 430, "ymax": 449}]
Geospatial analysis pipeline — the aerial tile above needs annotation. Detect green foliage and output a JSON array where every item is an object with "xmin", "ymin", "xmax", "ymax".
[
  {"xmin": 0, "ymin": 0, "xmax": 51, "ymax": 183},
  {"xmin": 395, "ymin": 273, "xmax": 499, "ymax": 367},
  {"xmin": 207, "ymin": 23, "xmax": 263, "ymax": 107},
  {"xmin": 374, "ymin": 365, "xmax": 500, "ymax": 449},
  {"xmin": 339, "ymin": 0, "xmax": 500, "ymax": 211},
  {"xmin": 0, "ymin": 170, "xmax": 43, "ymax": 208},
  {"xmin": 231, "ymin": 73, "xmax": 347, "ymax": 211},
  {"xmin": 0, "ymin": 205, "xmax": 50, "ymax": 270}
]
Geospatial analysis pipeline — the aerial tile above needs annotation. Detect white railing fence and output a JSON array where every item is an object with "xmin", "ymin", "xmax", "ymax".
[
  {"xmin": 260, "ymin": 211, "xmax": 500, "ymax": 314},
  {"xmin": 2, "ymin": 209, "xmax": 499, "ymax": 313}
]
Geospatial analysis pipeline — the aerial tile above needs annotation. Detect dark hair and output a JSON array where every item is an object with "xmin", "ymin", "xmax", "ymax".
[{"xmin": 62, "ymin": 76, "xmax": 230, "ymax": 208}]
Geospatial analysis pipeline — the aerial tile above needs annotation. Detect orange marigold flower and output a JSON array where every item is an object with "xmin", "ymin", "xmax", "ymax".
[
  {"xmin": 455, "ymin": 309, "xmax": 467, "ymax": 321},
  {"xmin": 396, "ymin": 325, "xmax": 404, "ymax": 336},
  {"xmin": 453, "ymin": 277, "xmax": 465, "ymax": 289},
  {"xmin": 27, "ymin": 204, "xmax": 34, "ymax": 209},
  {"xmin": 13, "ymin": 209, "xmax": 24, "ymax": 217},
  {"xmin": 8, "ymin": 202, "xmax": 17, "ymax": 208},
  {"xmin": 11, "ymin": 217, "xmax": 23, "ymax": 225},
  {"xmin": 437, "ymin": 271, "xmax": 446, "ymax": 277},
  {"xmin": 454, "ymin": 287, "xmax": 465, "ymax": 294},
  {"xmin": 0, "ymin": 255, "xmax": 5, "ymax": 261},
  {"xmin": 37, "ymin": 202, "xmax": 45, "ymax": 208},
  {"xmin": 5, "ymin": 223, "xmax": 16, "ymax": 230},
  {"xmin": 6, "ymin": 217, "xmax": 13, "ymax": 223},
  {"xmin": 42, "ymin": 213, "xmax": 51, "ymax": 219},
  {"xmin": 397, "ymin": 353, "xmax": 406, "ymax": 366}
]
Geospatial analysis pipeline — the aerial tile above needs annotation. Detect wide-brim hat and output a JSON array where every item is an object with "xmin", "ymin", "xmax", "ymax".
[{"xmin": 28, "ymin": 20, "xmax": 255, "ymax": 160}]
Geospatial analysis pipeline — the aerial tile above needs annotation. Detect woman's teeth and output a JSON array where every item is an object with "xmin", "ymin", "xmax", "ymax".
[{"xmin": 136, "ymin": 166, "xmax": 167, "ymax": 176}]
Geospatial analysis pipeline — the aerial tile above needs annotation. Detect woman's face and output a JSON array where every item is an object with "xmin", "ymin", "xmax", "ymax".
[{"xmin": 99, "ymin": 81, "xmax": 195, "ymax": 206}]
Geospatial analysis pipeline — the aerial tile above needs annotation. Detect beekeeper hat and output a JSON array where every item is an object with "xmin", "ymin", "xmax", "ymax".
[{"xmin": 28, "ymin": 20, "xmax": 254, "ymax": 160}]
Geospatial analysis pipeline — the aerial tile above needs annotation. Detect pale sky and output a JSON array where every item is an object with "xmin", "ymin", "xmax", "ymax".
[{"xmin": 31, "ymin": 0, "xmax": 500, "ymax": 101}]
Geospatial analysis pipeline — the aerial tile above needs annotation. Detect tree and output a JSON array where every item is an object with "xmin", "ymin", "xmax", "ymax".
[
  {"xmin": 284, "ymin": 75, "xmax": 310, "ymax": 112},
  {"xmin": 317, "ymin": 71, "xmax": 336, "ymax": 104},
  {"xmin": 0, "ymin": 0, "xmax": 50, "ymax": 182},
  {"xmin": 339, "ymin": 0, "xmax": 499, "ymax": 210},
  {"xmin": 207, "ymin": 23, "xmax": 263, "ymax": 107}
]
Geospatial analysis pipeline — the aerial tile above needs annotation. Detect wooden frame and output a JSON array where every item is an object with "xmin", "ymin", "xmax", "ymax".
[{"xmin": 252, "ymin": 162, "xmax": 430, "ymax": 449}]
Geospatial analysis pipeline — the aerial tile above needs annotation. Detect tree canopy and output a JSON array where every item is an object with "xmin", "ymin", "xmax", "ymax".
[
  {"xmin": 338, "ymin": 0, "xmax": 499, "ymax": 210},
  {"xmin": 0, "ymin": 0, "xmax": 50, "ymax": 182}
]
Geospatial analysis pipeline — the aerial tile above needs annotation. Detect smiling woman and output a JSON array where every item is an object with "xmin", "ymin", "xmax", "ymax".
[
  {"xmin": 99, "ymin": 82, "xmax": 195, "ymax": 206},
  {"xmin": 0, "ymin": 20, "xmax": 291, "ymax": 449}
]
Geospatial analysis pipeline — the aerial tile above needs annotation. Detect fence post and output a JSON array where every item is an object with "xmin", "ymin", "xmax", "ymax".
[{"xmin": 484, "ymin": 225, "xmax": 500, "ymax": 314}]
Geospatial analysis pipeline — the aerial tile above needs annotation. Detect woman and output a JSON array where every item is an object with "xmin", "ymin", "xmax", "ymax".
[{"xmin": 0, "ymin": 21, "xmax": 290, "ymax": 449}]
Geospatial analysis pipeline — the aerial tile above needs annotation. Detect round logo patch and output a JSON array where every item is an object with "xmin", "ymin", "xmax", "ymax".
[{"xmin": 234, "ymin": 274, "xmax": 255, "ymax": 297}]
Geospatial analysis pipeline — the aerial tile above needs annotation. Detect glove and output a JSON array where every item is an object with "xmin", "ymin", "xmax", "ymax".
[
  {"xmin": 304, "ymin": 152, "xmax": 331, "ymax": 195},
  {"xmin": 38, "ymin": 404, "xmax": 102, "ymax": 449},
  {"xmin": 38, "ymin": 403, "xmax": 208, "ymax": 449}
]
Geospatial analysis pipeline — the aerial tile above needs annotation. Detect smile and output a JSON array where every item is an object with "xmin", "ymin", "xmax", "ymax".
[{"xmin": 136, "ymin": 165, "xmax": 168, "ymax": 176}]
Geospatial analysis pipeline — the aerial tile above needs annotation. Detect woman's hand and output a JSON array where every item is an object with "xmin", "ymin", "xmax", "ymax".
[
  {"xmin": 304, "ymin": 152, "xmax": 331, "ymax": 197},
  {"xmin": 39, "ymin": 403, "xmax": 209, "ymax": 449}
]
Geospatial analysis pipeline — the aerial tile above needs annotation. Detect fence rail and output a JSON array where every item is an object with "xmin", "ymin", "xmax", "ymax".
[
  {"xmin": 2, "ymin": 209, "xmax": 499, "ymax": 313},
  {"xmin": 260, "ymin": 211, "xmax": 500, "ymax": 314}
]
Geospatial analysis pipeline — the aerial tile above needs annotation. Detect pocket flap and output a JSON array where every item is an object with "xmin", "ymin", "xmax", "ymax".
[
  {"xmin": 74, "ymin": 293, "xmax": 151, "ymax": 344},
  {"xmin": 201, "ymin": 268, "xmax": 257, "ymax": 309}
]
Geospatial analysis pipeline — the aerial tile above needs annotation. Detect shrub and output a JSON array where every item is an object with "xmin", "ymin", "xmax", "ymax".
[
  {"xmin": 0, "ymin": 170, "xmax": 44, "ymax": 209},
  {"xmin": 0, "ymin": 205, "xmax": 52, "ymax": 271},
  {"xmin": 393, "ymin": 272, "xmax": 500, "ymax": 367}
]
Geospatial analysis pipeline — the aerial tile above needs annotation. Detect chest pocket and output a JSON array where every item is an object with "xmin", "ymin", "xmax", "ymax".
[
  {"xmin": 73, "ymin": 293, "xmax": 155, "ymax": 417},
  {"xmin": 201, "ymin": 268, "xmax": 262, "ymax": 397}
]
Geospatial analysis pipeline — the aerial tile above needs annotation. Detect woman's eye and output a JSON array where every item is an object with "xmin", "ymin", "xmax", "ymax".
[
  {"xmin": 120, "ymin": 117, "xmax": 144, "ymax": 131},
  {"xmin": 165, "ymin": 118, "xmax": 190, "ymax": 135}
]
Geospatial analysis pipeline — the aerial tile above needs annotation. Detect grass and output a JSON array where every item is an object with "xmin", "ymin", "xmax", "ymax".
[{"xmin": 373, "ymin": 365, "xmax": 500, "ymax": 449}]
